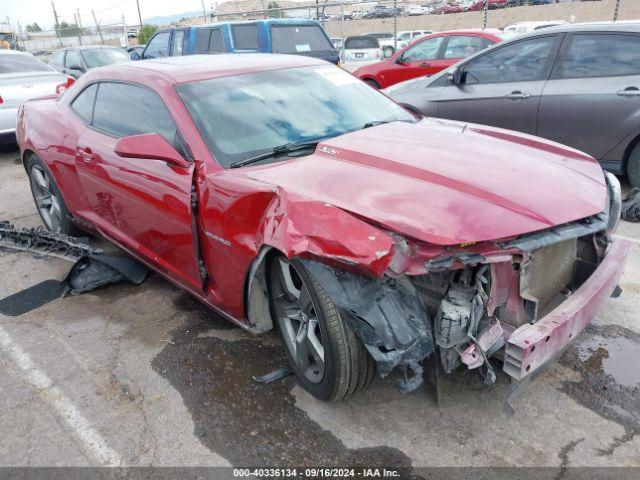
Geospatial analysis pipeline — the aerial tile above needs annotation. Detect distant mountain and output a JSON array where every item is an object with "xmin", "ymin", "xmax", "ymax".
[{"xmin": 143, "ymin": 11, "xmax": 203, "ymax": 26}]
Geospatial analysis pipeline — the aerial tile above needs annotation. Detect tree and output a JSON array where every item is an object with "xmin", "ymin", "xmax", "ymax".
[
  {"xmin": 137, "ymin": 24, "xmax": 158, "ymax": 45},
  {"xmin": 25, "ymin": 23, "xmax": 42, "ymax": 33},
  {"xmin": 267, "ymin": 1, "xmax": 284, "ymax": 18},
  {"xmin": 56, "ymin": 21, "xmax": 84, "ymax": 37}
]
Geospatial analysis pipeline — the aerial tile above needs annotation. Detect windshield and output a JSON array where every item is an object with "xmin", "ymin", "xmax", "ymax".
[
  {"xmin": 177, "ymin": 65, "xmax": 413, "ymax": 168},
  {"xmin": 271, "ymin": 25, "xmax": 333, "ymax": 54},
  {"xmin": 0, "ymin": 54, "xmax": 51, "ymax": 74},
  {"xmin": 80, "ymin": 48, "xmax": 129, "ymax": 68}
]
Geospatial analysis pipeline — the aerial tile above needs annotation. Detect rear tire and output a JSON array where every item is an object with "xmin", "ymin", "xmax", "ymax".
[
  {"xmin": 628, "ymin": 143, "xmax": 640, "ymax": 188},
  {"xmin": 364, "ymin": 79, "xmax": 380, "ymax": 90},
  {"xmin": 269, "ymin": 256, "xmax": 376, "ymax": 401},
  {"xmin": 27, "ymin": 154, "xmax": 80, "ymax": 236}
]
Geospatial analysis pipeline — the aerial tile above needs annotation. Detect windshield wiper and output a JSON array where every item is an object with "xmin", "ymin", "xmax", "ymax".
[
  {"xmin": 361, "ymin": 118, "xmax": 417, "ymax": 129},
  {"xmin": 229, "ymin": 140, "xmax": 325, "ymax": 169},
  {"xmin": 362, "ymin": 120, "xmax": 393, "ymax": 129}
]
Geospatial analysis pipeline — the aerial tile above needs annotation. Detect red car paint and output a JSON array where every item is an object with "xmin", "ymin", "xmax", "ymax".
[
  {"xmin": 469, "ymin": 0, "xmax": 508, "ymax": 11},
  {"xmin": 353, "ymin": 29, "xmax": 504, "ymax": 89},
  {"xmin": 17, "ymin": 54, "xmax": 609, "ymax": 333}
]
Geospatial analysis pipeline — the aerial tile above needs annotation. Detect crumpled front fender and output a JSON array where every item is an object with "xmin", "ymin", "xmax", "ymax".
[{"xmin": 301, "ymin": 258, "xmax": 434, "ymax": 392}]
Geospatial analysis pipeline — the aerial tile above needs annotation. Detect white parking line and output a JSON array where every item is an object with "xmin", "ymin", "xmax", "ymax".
[{"xmin": 0, "ymin": 325, "xmax": 122, "ymax": 466}]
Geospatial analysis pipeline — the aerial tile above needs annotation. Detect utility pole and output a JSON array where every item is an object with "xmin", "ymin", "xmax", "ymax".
[
  {"xmin": 135, "ymin": 0, "xmax": 143, "ymax": 29},
  {"xmin": 122, "ymin": 15, "xmax": 129, "ymax": 49},
  {"xmin": 51, "ymin": 1, "xmax": 62, "ymax": 47},
  {"xmin": 92, "ymin": 10, "xmax": 104, "ymax": 44},
  {"xmin": 73, "ymin": 12, "xmax": 82, "ymax": 45},
  {"xmin": 201, "ymin": 0, "xmax": 207, "ymax": 22},
  {"xmin": 76, "ymin": 9, "xmax": 83, "ymax": 45}
]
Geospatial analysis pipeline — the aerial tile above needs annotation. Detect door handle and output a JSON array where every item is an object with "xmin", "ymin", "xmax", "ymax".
[
  {"xmin": 617, "ymin": 87, "xmax": 640, "ymax": 97},
  {"xmin": 419, "ymin": 62, "xmax": 431, "ymax": 67},
  {"xmin": 78, "ymin": 146, "xmax": 93, "ymax": 163},
  {"xmin": 505, "ymin": 91, "xmax": 531, "ymax": 100}
]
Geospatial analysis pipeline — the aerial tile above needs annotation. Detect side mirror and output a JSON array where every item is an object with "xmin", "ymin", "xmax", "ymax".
[
  {"xmin": 394, "ymin": 55, "xmax": 405, "ymax": 65},
  {"xmin": 68, "ymin": 64, "xmax": 84, "ymax": 72},
  {"xmin": 115, "ymin": 133, "xmax": 190, "ymax": 168},
  {"xmin": 130, "ymin": 51, "xmax": 141, "ymax": 61},
  {"xmin": 446, "ymin": 67, "xmax": 463, "ymax": 85}
]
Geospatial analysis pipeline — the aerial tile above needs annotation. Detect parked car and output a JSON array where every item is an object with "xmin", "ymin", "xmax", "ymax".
[
  {"xmin": 396, "ymin": 30, "xmax": 433, "ymax": 49},
  {"xmin": 330, "ymin": 37, "xmax": 343, "ymax": 50},
  {"xmin": 48, "ymin": 46, "xmax": 130, "ymax": 79},
  {"xmin": 351, "ymin": 9, "xmax": 367, "ymax": 19},
  {"xmin": 354, "ymin": 29, "xmax": 505, "ymax": 89},
  {"xmin": 405, "ymin": 4, "xmax": 428, "ymax": 15},
  {"xmin": 364, "ymin": 32, "xmax": 397, "ymax": 58},
  {"xmin": 17, "ymin": 53, "xmax": 627, "ymax": 402},
  {"xmin": 504, "ymin": 20, "xmax": 569, "ymax": 35},
  {"xmin": 364, "ymin": 5, "xmax": 396, "ymax": 18},
  {"xmin": 0, "ymin": 50, "xmax": 72, "ymax": 144},
  {"xmin": 387, "ymin": 23, "xmax": 640, "ymax": 186},
  {"xmin": 342, "ymin": 35, "xmax": 382, "ymax": 63},
  {"xmin": 469, "ymin": 0, "xmax": 508, "ymax": 10},
  {"xmin": 134, "ymin": 19, "xmax": 339, "ymax": 65},
  {"xmin": 431, "ymin": 4, "xmax": 464, "ymax": 14}
]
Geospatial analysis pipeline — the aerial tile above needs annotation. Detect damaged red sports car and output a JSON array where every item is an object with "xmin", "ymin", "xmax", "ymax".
[{"xmin": 17, "ymin": 54, "xmax": 628, "ymax": 401}]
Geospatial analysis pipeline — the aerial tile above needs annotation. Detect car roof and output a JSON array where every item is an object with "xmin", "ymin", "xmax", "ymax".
[
  {"xmin": 516, "ymin": 21, "xmax": 640, "ymax": 37},
  {"xmin": 58, "ymin": 45, "xmax": 122, "ymax": 51},
  {"xmin": 93, "ymin": 53, "xmax": 326, "ymax": 84},
  {"xmin": 169, "ymin": 18, "xmax": 321, "ymax": 30}
]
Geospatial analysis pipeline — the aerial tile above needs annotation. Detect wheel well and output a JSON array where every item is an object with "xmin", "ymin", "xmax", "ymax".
[
  {"xmin": 363, "ymin": 78, "xmax": 380, "ymax": 89},
  {"xmin": 242, "ymin": 246, "xmax": 283, "ymax": 333},
  {"xmin": 622, "ymin": 133, "xmax": 640, "ymax": 174},
  {"xmin": 22, "ymin": 149, "xmax": 35, "ymax": 171}
]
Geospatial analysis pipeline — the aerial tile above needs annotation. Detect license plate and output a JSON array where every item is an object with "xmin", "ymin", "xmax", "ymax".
[{"xmin": 355, "ymin": 53, "xmax": 364, "ymax": 58}]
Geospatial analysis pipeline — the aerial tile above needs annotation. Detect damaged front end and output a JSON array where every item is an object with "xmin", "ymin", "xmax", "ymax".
[{"xmin": 295, "ymin": 172, "xmax": 628, "ymax": 395}]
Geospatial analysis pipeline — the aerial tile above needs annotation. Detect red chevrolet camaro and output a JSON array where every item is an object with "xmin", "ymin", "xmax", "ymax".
[
  {"xmin": 353, "ymin": 29, "xmax": 507, "ymax": 89},
  {"xmin": 17, "ymin": 54, "xmax": 627, "ymax": 402}
]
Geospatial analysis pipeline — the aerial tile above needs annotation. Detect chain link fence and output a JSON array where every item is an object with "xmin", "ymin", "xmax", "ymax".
[
  {"xmin": 14, "ymin": 21, "xmax": 131, "ymax": 55},
  {"xmin": 179, "ymin": 0, "xmax": 637, "ymax": 62}
]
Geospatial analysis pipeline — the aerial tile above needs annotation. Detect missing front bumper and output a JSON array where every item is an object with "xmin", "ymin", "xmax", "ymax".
[{"xmin": 503, "ymin": 239, "xmax": 629, "ymax": 381}]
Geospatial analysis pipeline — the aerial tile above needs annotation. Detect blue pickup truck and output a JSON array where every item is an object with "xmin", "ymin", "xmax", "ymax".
[{"xmin": 133, "ymin": 19, "xmax": 340, "ymax": 65}]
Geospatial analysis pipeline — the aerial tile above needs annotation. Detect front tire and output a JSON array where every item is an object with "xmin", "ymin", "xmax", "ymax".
[
  {"xmin": 269, "ymin": 256, "xmax": 376, "ymax": 401},
  {"xmin": 27, "ymin": 154, "xmax": 80, "ymax": 235},
  {"xmin": 383, "ymin": 46, "xmax": 394, "ymax": 58},
  {"xmin": 628, "ymin": 142, "xmax": 640, "ymax": 188}
]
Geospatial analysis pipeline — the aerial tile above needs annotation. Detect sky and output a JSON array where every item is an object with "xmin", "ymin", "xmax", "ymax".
[{"xmin": 2, "ymin": 0, "xmax": 211, "ymax": 31}]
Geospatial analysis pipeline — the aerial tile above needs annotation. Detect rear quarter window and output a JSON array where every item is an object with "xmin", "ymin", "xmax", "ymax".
[
  {"xmin": 196, "ymin": 28, "xmax": 225, "ymax": 53},
  {"xmin": 558, "ymin": 33, "xmax": 640, "ymax": 78},
  {"xmin": 232, "ymin": 25, "xmax": 259, "ymax": 50},
  {"xmin": 271, "ymin": 25, "xmax": 333, "ymax": 54},
  {"xmin": 71, "ymin": 83, "xmax": 98, "ymax": 124}
]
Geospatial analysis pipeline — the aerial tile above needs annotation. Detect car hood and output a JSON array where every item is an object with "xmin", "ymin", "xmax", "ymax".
[{"xmin": 240, "ymin": 118, "xmax": 606, "ymax": 245}]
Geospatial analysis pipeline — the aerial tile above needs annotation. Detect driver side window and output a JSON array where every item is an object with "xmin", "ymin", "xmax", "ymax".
[
  {"xmin": 403, "ymin": 36, "xmax": 444, "ymax": 62},
  {"xmin": 144, "ymin": 32, "xmax": 170, "ymax": 59},
  {"xmin": 462, "ymin": 35, "xmax": 557, "ymax": 85}
]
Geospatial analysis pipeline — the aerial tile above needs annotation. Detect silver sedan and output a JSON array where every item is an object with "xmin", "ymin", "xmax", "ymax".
[{"xmin": 0, "ymin": 50, "xmax": 71, "ymax": 144}]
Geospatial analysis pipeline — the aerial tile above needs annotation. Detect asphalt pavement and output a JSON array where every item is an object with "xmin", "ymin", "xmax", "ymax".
[{"xmin": 0, "ymin": 143, "xmax": 639, "ymax": 472}]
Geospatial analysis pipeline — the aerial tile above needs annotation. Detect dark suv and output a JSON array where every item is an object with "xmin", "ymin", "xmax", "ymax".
[{"xmin": 388, "ymin": 23, "xmax": 640, "ymax": 186}]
